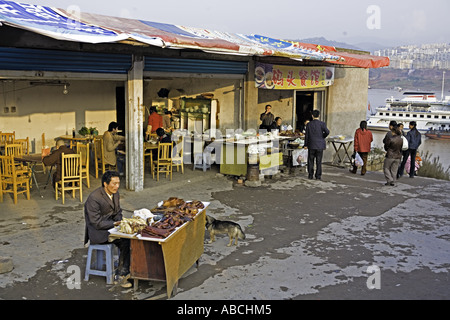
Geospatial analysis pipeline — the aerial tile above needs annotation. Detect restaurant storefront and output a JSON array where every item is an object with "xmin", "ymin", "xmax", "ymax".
[{"xmin": 0, "ymin": 0, "xmax": 389, "ymax": 192}]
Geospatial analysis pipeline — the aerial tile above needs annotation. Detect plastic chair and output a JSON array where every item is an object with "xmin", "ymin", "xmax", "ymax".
[
  {"xmin": 172, "ymin": 135, "xmax": 184, "ymax": 174},
  {"xmin": 193, "ymin": 145, "xmax": 215, "ymax": 172},
  {"xmin": 55, "ymin": 153, "xmax": 82, "ymax": 204},
  {"xmin": 84, "ymin": 244, "xmax": 118, "ymax": 285},
  {"xmin": 77, "ymin": 142, "xmax": 90, "ymax": 188}
]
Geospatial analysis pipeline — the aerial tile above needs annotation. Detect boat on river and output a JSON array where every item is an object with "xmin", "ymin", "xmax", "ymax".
[
  {"xmin": 367, "ymin": 92, "xmax": 450, "ymax": 133},
  {"xmin": 425, "ymin": 129, "xmax": 450, "ymax": 140}
]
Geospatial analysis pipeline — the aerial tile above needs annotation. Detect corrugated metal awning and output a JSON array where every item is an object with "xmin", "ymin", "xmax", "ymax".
[
  {"xmin": 0, "ymin": 47, "xmax": 132, "ymax": 73},
  {"xmin": 145, "ymin": 57, "xmax": 248, "ymax": 74}
]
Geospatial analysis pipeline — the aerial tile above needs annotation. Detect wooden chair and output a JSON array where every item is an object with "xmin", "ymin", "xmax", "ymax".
[
  {"xmin": 155, "ymin": 143, "xmax": 173, "ymax": 181},
  {"xmin": 77, "ymin": 142, "xmax": 90, "ymax": 188},
  {"xmin": 172, "ymin": 135, "xmax": 184, "ymax": 174},
  {"xmin": 0, "ymin": 155, "xmax": 30, "ymax": 204},
  {"xmin": 0, "ymin": 131, "xmax": 15, "ymax": 145},
  {"xmin": 55, "ymin": 153, "xmax": 82, "ymax": 204},
  {"xmin": 5, "ymin": 143, "xmax": 30, "ymax": 175},
  {"xmin": 14, "ymin": 137, "xmax": 30, "ymax": 155},
  {"xmin": 143, "ymin": 142, "xmax": 154, "ymax": 177},
  {"xmin": 93, "ymin": 137, "xmax": 105, "ymax": 179},
  {"xmin": 39, "ymin": 133, "xmax": 50, "ymax": 174},
  {"xmin": 0, "ymin": 167, "xmax": 2, "ymax": 203}
]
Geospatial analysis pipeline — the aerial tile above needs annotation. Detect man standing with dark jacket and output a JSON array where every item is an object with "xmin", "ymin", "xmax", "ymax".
[
  {"xmin": 260, "ymin": 105, "xmax": 274, "ymax": 131},
  {"xmin": 84, "ymin": 170, "xmax": 131, "ymax": 288},
  {"xmin": 304, "ymin": 110, "xmax": 330, "ymax": 180}
]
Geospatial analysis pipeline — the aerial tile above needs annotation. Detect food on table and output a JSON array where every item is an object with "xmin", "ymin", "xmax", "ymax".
[
  {"xmin": 115, "ymin": 217, "xmax": 148, "ymax": 234},
  {"xmin": 116, "ymin": 197, "xmax": 205, "ymax": 239}
]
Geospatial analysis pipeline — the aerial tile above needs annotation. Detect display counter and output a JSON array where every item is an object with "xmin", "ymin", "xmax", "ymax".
[
  {"xmin": 109, "ymin": 201, "xmax": 209, "ymax": 298},
  {"xmin": 219, "ymin": 136, "xmax": 290, "ymax": 176}
]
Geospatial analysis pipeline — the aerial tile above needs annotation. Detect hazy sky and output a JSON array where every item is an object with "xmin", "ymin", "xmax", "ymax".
[{"xmin": 18, "ymin": 0, "xmax": 450, "ymax": 47}]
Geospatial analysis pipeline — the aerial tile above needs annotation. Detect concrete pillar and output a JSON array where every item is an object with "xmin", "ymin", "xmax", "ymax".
[
  {"xmin": 244, "ymin": 59, "xmax": 259, "ymax": 130},
  {"xmin": 125, "ymin": 55, "xmax": 144, "ymax": 191}
]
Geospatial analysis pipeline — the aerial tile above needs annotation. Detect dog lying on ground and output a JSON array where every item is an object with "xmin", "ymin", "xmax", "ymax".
[{"xmin": 206, "ymin": 215, "xmax": 246, "ymax": 247}]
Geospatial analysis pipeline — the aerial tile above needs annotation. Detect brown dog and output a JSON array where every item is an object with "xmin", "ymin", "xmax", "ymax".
[{"xmin": 206, "ymin": 215, "xmax": 245, "ymax": 247}]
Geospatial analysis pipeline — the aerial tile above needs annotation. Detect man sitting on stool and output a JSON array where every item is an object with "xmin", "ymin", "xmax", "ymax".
[{"xmin": 84, "ymin": 171, "xmax": 131, "ymax": 288}]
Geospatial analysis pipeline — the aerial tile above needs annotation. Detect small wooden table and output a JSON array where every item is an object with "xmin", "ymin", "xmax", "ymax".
[
  {"xmin": 59, "ymin": 135, "xmax": 93, "ymax": 149},
  {"xmin": 328, "ymin": 136, "xmax": 354, "ymax": 167},
  {"xmin": 14, "ymin": 153, "xmax": 51, "ymax": 198},
  {"xmin": 109, "ymin": 201, "xmax": 209, "ymax": 298}
]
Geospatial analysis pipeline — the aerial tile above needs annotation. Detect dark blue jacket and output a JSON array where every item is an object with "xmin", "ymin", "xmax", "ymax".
[
  {"xmin": 305, "ymin": 119, "xmax": 330, "ymax": 150},
  {"xmin": 406, "ymin": 129, "xmax": 421, "ymax": 149}
]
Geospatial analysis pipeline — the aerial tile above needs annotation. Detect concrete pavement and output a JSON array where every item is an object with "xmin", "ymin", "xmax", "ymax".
[{"xmin": 0, "ymin": 164, "xmax": 449, "ymax": 300}]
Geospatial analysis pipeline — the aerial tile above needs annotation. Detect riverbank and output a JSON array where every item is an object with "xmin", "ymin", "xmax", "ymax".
[{"xmin": 369, "ymin": 69, "xmax": 450, "ymax": 91}]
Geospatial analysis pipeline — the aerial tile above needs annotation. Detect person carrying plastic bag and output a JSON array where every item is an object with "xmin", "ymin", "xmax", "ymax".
[{"xmin": 350, "ymin": 121, "xmax": 373, "ymax": 176}]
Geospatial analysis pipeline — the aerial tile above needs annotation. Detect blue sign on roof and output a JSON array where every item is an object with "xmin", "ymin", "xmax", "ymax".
[{"xmin": 0, "ymin": 0, "xmax": 124, "ymax": 42}]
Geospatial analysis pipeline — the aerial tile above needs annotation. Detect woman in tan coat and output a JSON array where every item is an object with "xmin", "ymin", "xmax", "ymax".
[{"xmin": 103, "ymin": 122, "xmax": 125, "ymax": 174}]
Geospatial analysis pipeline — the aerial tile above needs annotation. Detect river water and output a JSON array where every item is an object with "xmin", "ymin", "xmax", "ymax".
[{"xmin": 368, "ymin": 89, "xmax": 450, "ymax": 169}]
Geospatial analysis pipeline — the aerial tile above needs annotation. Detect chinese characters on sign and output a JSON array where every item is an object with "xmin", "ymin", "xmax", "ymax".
[{"xmin": 255, "ymin": 63, "xmax": 335, "ymax": 90}]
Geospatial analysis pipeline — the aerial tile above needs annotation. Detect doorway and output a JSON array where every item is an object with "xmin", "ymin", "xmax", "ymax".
[
  {"xmin": 295, "ymin": 91, "xmax": 314, "ymax": 132},
  {"xmin": 295, "ymin": 90, "xmax": 326, "ymax": 131},
  {"xmin": 116, "ymin": 86, "xmax": 126, "ymax": 134}
]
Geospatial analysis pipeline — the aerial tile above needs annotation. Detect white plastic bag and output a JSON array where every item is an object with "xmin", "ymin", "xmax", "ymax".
[
  {"xmin": 355, "ymin": 152, "xmax": 364, "ymax": 167},
  {"xmin": 296, "ymin": 149, "xmax": 308, "ymax": 164},
  {"xmin": 401, "ymin": 136, "xmax": 409, "ymax": 151},
  {"xmin": 133, "ymin": 208, "xmax": 153, "ymax": 220}
]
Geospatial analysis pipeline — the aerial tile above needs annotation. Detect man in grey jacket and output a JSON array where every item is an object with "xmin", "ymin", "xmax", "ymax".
[
  {"xmin": 304, "ymin": 110, "xmax": 330, "ymax": 180},
  {"xmin": 84, "ymin": 171, "xmax": 131, "ymax": 287}
]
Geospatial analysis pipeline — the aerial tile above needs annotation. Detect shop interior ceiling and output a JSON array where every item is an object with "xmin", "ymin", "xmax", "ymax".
[{"xmin": 0, "ymin": 0, "xmax": 389, "ymax": 69}]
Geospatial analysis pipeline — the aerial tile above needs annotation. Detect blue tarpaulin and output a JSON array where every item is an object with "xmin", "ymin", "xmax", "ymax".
[
  {"xmin": 0, "ymin": 0, "xmax": 127, "ymax": 43},
  {"xmin": 0, "ymin": 0, "xmax": 390, "ymax": 68}
]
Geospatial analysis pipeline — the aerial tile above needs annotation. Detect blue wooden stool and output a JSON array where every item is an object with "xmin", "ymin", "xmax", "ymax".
[{"xmin": 84, "ymin": 244, "xmax": 118, "ymax": 284}]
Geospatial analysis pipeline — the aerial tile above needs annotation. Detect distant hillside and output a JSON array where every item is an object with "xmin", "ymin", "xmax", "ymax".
[{"xmin": 369, "ymin": 68, "xmax": 449, "ymax": 92}]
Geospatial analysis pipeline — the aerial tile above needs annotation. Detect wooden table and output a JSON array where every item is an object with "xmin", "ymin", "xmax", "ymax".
[
  {"xmin": 59, "ymin": 135, "xmax": 93, "ymax": 149},
  {"xmin": 144, "ymin": 141, "xmax": 158, "ymax": 151},
  {"xmin": 14, "ymin": 154, "xmax": 51, "ymax": 198},
  {"xmin": 109, "ymin": 201, "xmax": 209, "ymax": 298}
]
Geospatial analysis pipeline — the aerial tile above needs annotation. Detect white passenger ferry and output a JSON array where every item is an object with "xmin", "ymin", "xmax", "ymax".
[{"xmin": 367, "ymin": 92, "xmax": 450, "ymax": 133}]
